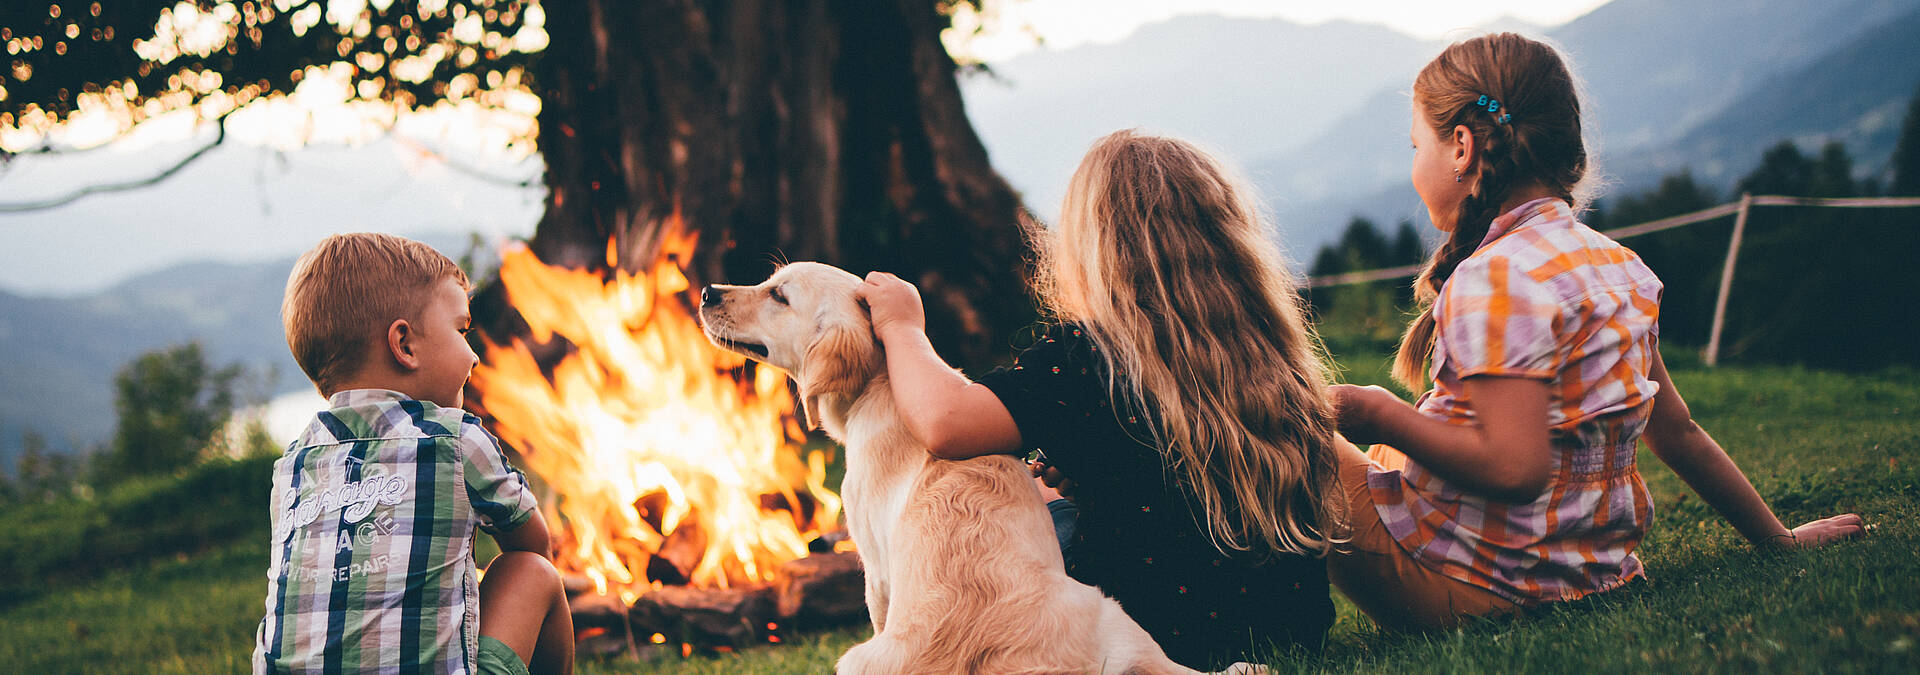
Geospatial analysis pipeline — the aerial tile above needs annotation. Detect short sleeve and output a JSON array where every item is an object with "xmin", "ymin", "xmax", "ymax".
[
  {"xmin": 459, "ymin": 417, "xmax": 539, "ymax": 533},
  {"xmin": 973, "ymin": 324, "xmax": 1102, "ymax": 468},
  {"xmin": 1437, "ymin": 254, "xmax": 1563, "ymax": 379}
]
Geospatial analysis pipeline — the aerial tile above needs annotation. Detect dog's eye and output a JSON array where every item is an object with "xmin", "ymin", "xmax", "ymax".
[{"xmin": 769, "ymin": 286, "xmax": 789, "ymax": 305}]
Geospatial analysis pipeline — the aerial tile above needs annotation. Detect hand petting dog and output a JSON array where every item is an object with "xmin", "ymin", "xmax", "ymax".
[{"xmin": 855, "ymin": 271, "xmax": 924, "ymax": 342}]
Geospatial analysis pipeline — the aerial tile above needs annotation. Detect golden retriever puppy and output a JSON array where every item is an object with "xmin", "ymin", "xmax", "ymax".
[{"xmin": 699, "ymin": 262, "xmax": 1245, "ymax": 675}]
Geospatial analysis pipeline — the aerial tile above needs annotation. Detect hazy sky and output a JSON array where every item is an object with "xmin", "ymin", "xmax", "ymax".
[
  {"xmin": 950, "ymin": 0, "xmax": 1611, "ymax": 60},
  {"xmin": 0, "ymin": 0, "xmax": 1610, "ymax": 296}
]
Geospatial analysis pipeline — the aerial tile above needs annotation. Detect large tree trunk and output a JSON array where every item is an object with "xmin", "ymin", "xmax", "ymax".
[{"xmin": 480, "ymin": 0, "xmax": 1029, "ymax": 366}]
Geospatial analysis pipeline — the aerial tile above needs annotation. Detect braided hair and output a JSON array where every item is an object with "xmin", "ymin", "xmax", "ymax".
[{"xmin": 1392, "ymin": 33, "xmax": 1591, "ymax": 389}]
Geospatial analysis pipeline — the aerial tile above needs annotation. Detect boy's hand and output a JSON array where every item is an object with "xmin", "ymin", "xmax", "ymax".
[
  {"xmin": 1330, "ymin": 384, "xmax": 1400, "ymax": 446},
  {"xmin": 856, "ymin": 271, "xmax": 926, "ymax": 342}
]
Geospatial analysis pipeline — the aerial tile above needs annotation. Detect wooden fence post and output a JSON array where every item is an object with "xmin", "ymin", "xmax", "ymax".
[{"xmin": 1704, "ymin": 192, "xmax": 1753, "ymax": 367}]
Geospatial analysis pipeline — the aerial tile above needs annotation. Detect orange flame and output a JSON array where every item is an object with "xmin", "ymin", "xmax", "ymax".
[{"xmin": 470, "ymin": 221, "xmax": 840, "ymax": 604}]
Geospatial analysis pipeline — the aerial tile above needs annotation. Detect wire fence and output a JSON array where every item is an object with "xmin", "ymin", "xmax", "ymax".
[{"xmin": 1303, "ymin": 193, "xmax": 1920, "ymax": 366}]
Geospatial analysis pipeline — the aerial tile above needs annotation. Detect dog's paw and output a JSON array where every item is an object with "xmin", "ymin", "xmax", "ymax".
[{"xmin": 1214, "ymin": 663, "xmax": 1270, "ymax": 675}]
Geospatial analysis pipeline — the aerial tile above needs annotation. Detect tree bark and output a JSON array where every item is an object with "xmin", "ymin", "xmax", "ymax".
[{"xmin": 481, "ymin": 0, "xmax": 1029, "ymax": 366}]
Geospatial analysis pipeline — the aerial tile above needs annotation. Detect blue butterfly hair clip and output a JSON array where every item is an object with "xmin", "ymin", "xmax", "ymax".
[{"xmin": 1476, "ymin": 94, "xmax": 1513, "ymax": 124}]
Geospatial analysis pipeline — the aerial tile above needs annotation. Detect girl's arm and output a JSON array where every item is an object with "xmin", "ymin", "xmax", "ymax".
[
  {"xmin": 1641, "ymin": 349, "xmax": 1863, "ymax": 549},
  {"xmin": 1331, "ymin": 376, "xmax": 1555, "ymax": 503},
  {"xmin": 854, "ymin": 272, "xmax": 1022, "ymax": 460}
]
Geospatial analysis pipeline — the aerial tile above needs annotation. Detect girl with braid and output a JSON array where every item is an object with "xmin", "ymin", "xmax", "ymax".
[{"xmin": 1327, "ymin": 33, "xmax": 1863, "ymax": 631}]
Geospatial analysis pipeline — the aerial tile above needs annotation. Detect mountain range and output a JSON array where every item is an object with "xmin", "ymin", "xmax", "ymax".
[
  {"xmin": 958, "ymin": 14, "xmax": 1447, "ymax": 223},
  {"xmin": 960, "ymin": 0, "xmax": 1920, "ymax": 252},
  {"xmin": 1617, "ymin": 5, "xmax": 1920, "ymax": 190},
  {"xmin": 0, "ymin": 235, "xmax": 484, "ymax": 463},
  {"xmin": 1250, "ymin": 0, "xmax": 1920, "ymax": 244}
]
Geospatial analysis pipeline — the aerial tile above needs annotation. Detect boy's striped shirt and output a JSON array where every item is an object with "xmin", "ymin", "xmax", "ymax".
[
  {"xmin": 253, "ymin": 389, "xmax": 537, "ymax": 674},
  {"xmin": 1367, "ymin": 198, "xmax": 1665, "ymax": 604}
]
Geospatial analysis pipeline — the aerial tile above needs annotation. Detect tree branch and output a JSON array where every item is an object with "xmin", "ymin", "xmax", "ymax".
[
  {"xmin": 389, "ymin": 134, "xmax": 545, "ymax": 190},
  {"xmin": 0, "ymin": 112, "xmax": 233, "ymax": 214},
  {"xmin": 0, "ymin": 109, "xmax": 541, "ymax": 215},
  {"xmin": 0, "ymin": 136, "xmax": 136, "ymax": 162}
]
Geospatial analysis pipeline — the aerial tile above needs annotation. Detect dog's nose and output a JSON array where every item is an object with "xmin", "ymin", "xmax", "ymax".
[{"xmin": 700, "ymin": 285, "xmax": 721, "ymax": 307}]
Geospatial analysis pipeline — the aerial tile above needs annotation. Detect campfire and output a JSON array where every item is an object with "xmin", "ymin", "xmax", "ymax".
[{"xmin": 467, "ymin": 222, "xmax": 864, "ymax": 657}]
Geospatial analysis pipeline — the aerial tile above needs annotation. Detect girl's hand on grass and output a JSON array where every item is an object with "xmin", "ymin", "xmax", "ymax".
[
  {"xmin": 1762, "ymin": 513, "xmax": 1867, "ymax": 550},
  {"xmin": 1330, "ymin": 384, "xmax": 1401, "ymax": 446},
  {"xmin": 855, "ymin": 271, "xmax": 926, "ymax": 342}
]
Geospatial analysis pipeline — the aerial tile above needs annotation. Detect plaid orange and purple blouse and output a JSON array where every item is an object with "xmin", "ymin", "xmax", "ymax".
[{"xmin": 1367, "ymin": 197, "xmax": 1666, "ymax": 604}]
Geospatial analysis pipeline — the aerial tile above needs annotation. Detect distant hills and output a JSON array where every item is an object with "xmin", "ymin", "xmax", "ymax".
[
  {"xmin": 1251, "ymin": 0, "xmax": 1920, "ymax": 249},
  {"xmin": 0, "ymin": 258, "xmax": 296, "ymax": 461},
  {"xmin": 959, "ymin": 0, "xmax": 1920, "ymax": 255},
  {"xmin": 0, "ymin": 235, "xmax": 485, "ymax": 463},
  {"xmin": 958, "ymin": 14, "xmax": 1443, "ymax": 222},
  {"xmin": 1618, "ymin": 5, "xmax": 1920, "ymax": 191}
]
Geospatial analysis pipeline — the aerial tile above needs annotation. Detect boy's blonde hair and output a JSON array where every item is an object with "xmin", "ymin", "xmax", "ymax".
[
  {"xmin": 283, "ymin": 233, "xmax": 470, "ymax": 396},
  {"xmin": 1029, "ymin": 129, "xmax": 1347, "ymax": 557}
]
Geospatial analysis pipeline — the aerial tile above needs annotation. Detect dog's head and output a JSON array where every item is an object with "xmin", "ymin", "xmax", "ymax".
[{"xmin": 698, "ymin": 262, "xmax": 881, "ymax": 430}]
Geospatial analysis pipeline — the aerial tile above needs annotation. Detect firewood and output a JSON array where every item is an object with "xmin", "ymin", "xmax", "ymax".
[
  {"xmin": 627, "ymin": 585, "xmax": 777, "ymax": 648},
  {"xmin": 632, "ymin": 491, "xmax": 671, "ymax": 534},
  {"xmin": 758, "ymin": 491, "xmax": 818, "ymax": 529},
  {"xmin": 645, "ymin": 515, "xmax": 708, "ymax": 586},
  {"xmin": 773, "ymin": 551, "xmax": 866, "ymax": 628}
]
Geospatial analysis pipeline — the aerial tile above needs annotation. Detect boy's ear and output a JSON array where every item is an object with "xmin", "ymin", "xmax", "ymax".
[
  {"xmin": 798, "ymin": 326, "xmax": 880, "ymax": 430},
  {"xmin": 388, "ymin": 319, "xmax": 419, "ymax": 370}
]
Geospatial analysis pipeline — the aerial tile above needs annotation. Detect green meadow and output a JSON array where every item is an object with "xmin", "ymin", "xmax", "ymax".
[{"xmin": 3, "ymin": 344, "xmax": 1915, "ymax": 673}]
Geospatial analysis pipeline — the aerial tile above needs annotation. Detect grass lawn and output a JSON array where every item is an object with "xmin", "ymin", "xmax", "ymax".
[
  {"xmin": 4, "ymin": 351, "xmax": 1915, "ymax": 673},
  {"xmin": 0, "ymin": 544, "xmax": 268, "ymax": 673}
]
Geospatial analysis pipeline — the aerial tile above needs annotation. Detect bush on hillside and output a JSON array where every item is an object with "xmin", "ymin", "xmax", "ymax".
[
  {"xmin": 96, "ymin": 343, "xmax": 246, "ymax": 485},
  {"xmin": 0, "ymin": 454, "xmax": 274, "ymax": 607}
]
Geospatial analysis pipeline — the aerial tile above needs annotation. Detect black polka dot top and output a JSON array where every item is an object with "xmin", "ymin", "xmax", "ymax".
[{"xmin": 975, "ymin": 322, "xmax": 1333, "ymax": 668}]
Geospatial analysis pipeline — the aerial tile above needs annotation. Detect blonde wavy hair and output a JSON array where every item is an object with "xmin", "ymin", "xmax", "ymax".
[{"xmin": 1028, "ymin": 130, "xmax": 1347, "ymax": 557}]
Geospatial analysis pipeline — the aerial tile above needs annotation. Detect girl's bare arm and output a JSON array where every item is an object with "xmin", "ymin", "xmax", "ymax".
[
  {"xmin": 855, "ymin": 272, "xmax": 1022, "ymax": 460},
  {"xmin": 1641, "ymin": 350, "xmax": 1863, "ymax": 548},
  {"xmin": 1331, "ymin": 376, "xmax": 1555, "ymax": 503}
]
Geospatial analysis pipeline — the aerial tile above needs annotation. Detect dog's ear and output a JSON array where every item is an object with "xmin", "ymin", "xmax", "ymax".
[{"xmin": 798, "ymin": 325, "xmax": 880, "ymax": 430}]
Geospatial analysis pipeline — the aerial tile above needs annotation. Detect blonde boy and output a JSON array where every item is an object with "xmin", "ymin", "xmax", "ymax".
[{"xmin": 254, "ymin": 233, "xmax": 573, "ymax": 675}]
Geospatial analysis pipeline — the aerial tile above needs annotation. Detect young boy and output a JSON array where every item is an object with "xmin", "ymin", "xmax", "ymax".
[{"xmin": 253, "ymin": 233, "xmax": 573, "ymax": 675}]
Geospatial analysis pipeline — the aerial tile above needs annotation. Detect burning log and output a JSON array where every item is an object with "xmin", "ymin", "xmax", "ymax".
[
  {"xmin": 570, "ymin": 593, "xmax": 629, "ymax": 631},
  {"xmin": 561, "ymin": 574, "xmax": 595, "ymax": 598},
  {"xmin": 759, "ymin": 491, "xmax": 819, "ymax": 531},
  {"xmin": 568, "ymin": 593, "xmax": 638, "ymax": 659},
  {"xmin": 773, "ymin": 551, "xmax": 865, "ymax": 628},
  {"xmin": 628, "ymin": 585, "xmax": 778, "ymax": 649},
  {"xmin": 633, "ymin": 491, "xmax": 671, "ymax": 535},
  {"xmin": 568, "ymin": 551, "xmax": 865, "ymax": 656},
  {"xmin": 645, "ymin": 517, "xmax": 709, "ymax": 586}
]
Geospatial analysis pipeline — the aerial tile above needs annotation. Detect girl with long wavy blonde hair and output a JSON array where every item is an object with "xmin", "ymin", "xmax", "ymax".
[{"xmin": 860, "ymin": 129, "xmax": 1346, "ymax": 668}]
